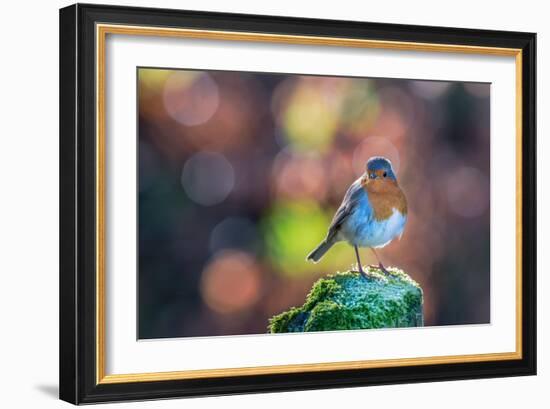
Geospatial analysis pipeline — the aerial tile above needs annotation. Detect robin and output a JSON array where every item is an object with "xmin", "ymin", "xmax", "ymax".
[{"xmin": 307, "ymin": 156, "xmax": 407, "ymax": 278}]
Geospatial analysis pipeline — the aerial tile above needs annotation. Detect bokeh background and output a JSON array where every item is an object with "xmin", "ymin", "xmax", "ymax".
[{"xmin": 137, "ymin": 67, "xmax": 490, "ymax": 339}]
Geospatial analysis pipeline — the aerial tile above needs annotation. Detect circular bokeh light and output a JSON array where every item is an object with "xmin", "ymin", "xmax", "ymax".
[
  {"xmin": 163, "ymin": 71, "xmax": 219, "ymax": 126},
  {"xmin": 201, "ymin": 250, "xmax": 262, "ymax": 314},
  {"xmin": 209, "ymin": 217, "xmax": 259, "ymax": 254},
  {"xmin": 352, "ymin": 136, "xmax": 401, "ymax": 176},
  {"xmin": 181, "ymin": 151, "xmax": 235, "ymax": 206},
  {"xmin": 446, "ymin": 166, "xmax": 489, "ymax": 218}
]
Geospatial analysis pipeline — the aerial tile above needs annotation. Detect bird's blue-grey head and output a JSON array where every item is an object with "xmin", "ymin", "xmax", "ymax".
[{"xmin": 366, "ymin": 156, "xmax": 396, "ymax": 180}]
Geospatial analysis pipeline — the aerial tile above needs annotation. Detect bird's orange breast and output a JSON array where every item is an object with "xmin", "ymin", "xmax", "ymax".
[{"xmin": 361, "ymin": 176, "xmax": 408, "ymax": 221}]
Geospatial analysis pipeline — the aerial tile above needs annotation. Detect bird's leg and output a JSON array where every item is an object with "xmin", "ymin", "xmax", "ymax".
[
  {"xmin": 367, "ymin": 248, "xmax": 381, "ymax": 269},
  {"xmin": 370, "ymin": 248, "xmax": 390, "ymax": 276},
  {"xmin": 354, "ymin": 245, "xmax": 368, "ymax": 280}
]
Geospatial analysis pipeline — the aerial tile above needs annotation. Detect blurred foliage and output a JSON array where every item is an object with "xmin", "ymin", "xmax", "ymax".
[
  {"xmin": 137, "ymin": 67, "xmax": 491, "ymax": 339},
  {"xmin": 262, "ymin": 201, "xmax": 350, "ymax": 275}
]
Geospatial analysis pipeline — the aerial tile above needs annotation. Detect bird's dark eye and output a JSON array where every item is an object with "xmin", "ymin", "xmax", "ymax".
[{"xmin": 383, "ymin": 172, "xmax": 387, "ymax": 178}]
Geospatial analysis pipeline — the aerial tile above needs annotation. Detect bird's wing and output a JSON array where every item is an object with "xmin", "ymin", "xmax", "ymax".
[{"xmin": 327, "ymin": 177, "xmax": 366, "ymax": 240}]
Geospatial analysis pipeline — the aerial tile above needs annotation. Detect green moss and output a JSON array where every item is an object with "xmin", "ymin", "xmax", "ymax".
[
  {"xmin": 304, "ymin": 301, "xmax": 361, "ymax": 331},
  {"xmin": 303, "ymin": 278, "xmax": 342, "ymax": 310},
  {"xmin": 268, "ymin": 307, "xmax": 309, "ymax": 333},
  {"xmin": 268, "ymin": 266, "xmax": 423, "ymax": 333}
]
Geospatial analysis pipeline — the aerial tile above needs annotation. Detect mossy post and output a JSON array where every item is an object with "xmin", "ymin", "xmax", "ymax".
[{"xmin": 268, "ymin": 267, "xmax": 423, "ymax": 333}]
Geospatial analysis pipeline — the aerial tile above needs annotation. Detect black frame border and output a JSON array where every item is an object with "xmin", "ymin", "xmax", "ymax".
[{"xmin": 59, "ymin": 3, "xmax": 536, "ymax": 404}]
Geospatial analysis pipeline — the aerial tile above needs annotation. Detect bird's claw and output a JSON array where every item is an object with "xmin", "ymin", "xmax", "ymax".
[
  {"xmin": 378, "ymin": 263, "xmax": 391, "ymax": 277},
  {"xmin": 369, "ymin": 263, "xmax": 390, "ymax": 276},
  {"xmin": 355, "ymin": 264, "xmax": 370, "ymax": 281}
]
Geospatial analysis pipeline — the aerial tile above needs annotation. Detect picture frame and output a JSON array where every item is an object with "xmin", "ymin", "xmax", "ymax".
[{"xmin": 59, "ymin": 3, "xmax": 536, "ymax": 404}]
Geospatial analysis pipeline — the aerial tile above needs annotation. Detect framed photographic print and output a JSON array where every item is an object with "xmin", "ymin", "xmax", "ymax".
[{"xmin": 59, "ymin": 3, "xmax": 536, "ymax": 404}]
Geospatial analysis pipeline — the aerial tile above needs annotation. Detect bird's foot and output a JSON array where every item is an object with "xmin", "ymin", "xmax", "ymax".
[
  {"xmin": 378, "ymin": 263, "xmax": 391, "ymax": 276},
  {"xmin": 368, "ymin": 263, "xmax": 391, "ymax": 276},
  {"xmin": 356, "ymin": 264, "xmax": 370, "ymax": 281}
]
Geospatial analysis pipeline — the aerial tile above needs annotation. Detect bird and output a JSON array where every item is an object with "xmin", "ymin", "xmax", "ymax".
[{"xmin": 306, "ymin": 156, "xmax": 407, "ymax": 278}]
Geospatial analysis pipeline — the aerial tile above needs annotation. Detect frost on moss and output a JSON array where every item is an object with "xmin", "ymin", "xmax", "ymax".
[{"xmin": 268, "ymin": 267, "xmax": 423, "ymax": 333}]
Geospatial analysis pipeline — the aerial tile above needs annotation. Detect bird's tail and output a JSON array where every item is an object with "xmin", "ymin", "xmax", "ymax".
[{"xmin": 306, "ymin": 239, "xmax": 335, "ymax": 263}]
